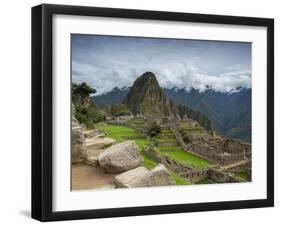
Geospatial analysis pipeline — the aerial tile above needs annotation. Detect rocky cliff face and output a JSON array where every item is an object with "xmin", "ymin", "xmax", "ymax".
[
  {"xmin": 72, "ymin": 104, "xmax": 88, "ymax": 163},
  {"xmin": 123, "ymin": 72, "xmax": 178, "ymax": 116}
]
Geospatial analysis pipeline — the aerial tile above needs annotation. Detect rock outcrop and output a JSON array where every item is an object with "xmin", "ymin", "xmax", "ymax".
[
  {"xmin": 98, "ymin": 141, "xmax": 144, "ymax": 173},
  {"xmin": 123, "ymin": 72, "xmax": 178, "ymax": 116},
  {"xmin": 86, "ymin": 137, "xmax": 116, "ymax": 150},
  {"xmin": 72, "ymin": 117, "xmax": 88, "ymax": 163},
  {"xmin": 114, "ymin": 166, "xmax": 150, "ymax": 188},
  {"xmin": 148, "ymin": 164, "xmax": 175, "ymax": 186},
  {"xmin": 84, "ymin": 156, "xmax": 98, "ymax": 166},
  {"xmin": 122, "ymin": 72, "xmax": 212, "ymax": 130},
  {"xmin": 114, "ymin": 164, "xmax": 175, "ymax": 188},
  {"xmin": 83, "ymin": 129, "xmax": 104, "ymax": 138}
]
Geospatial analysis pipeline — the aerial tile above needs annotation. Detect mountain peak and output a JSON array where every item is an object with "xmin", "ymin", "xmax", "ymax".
[
  {"xmin": 133, "ymin": 71, "xmax": 159, "ymax": 87},
  {"xmin": 123, "ymin": 72, "xmax": 177, "ymax": 116}
]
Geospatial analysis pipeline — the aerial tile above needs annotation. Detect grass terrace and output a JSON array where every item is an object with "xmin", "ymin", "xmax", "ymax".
[
  {"xmin": 196, "ymin": 178, "xmax": 216, "ymax": 184},
  {"xmin": 155, "ymin": 147, "xmax": 214, "ymax": 168},
  {"xmin": 95, "ymin": 123, "xmax": 214, "ymax": 185},
  {"xmin": 234, "ymin": 170, "xmax": 251, "ymax": 181}
]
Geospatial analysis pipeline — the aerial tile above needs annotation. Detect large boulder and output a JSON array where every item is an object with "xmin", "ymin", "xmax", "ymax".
[
  {"xmin": 83, "ymin": 129, "xmax": 104, "ymax": 138},
  {"xmin": 114, "ymin": 166, "xmax": 150, "ymax": 188},
  {"xmin": 86, "ymin": 137, "xmax": 116, "ymax": 150},
  {"xmin": 148, "ymin": 164, "xmax": 175, "ymax": 186},
  {"xmin": 98, "ymin": 141, "xmax": 143, "ymax": 173},
  {"xmin": 72, "ymin": 127, "xmax": 87, "ymax": 163},
  {"xmin": 114, "ymin": 164, "xmax": 175, "ymax": 188}
]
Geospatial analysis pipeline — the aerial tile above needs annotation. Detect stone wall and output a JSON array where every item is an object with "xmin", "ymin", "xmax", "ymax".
[
  {"xmin": 181, "ymin": 169, "xmax": 209, "ymax": 183},
  {"xmin": 222, "ymin": 139, "xmax": 251, "ymax": 157},
  {"xmin": 209, "ymin": 169, "xmax": 242, "ymax": 183},
  {"xmin": 187, "ymin": 143, "xmax": 246, "ymax": 166},
  {"xmin": 157, "ymin": 141, "xmax": 179, "ymax": 147},
  {"xmin": 224, "ymin": 160, "xmax": 252, "ymax": 171},
  {"xmin": 167, "ymin": 123, "xmax": 252, "ymax": 167},
  {"xmin": 143, "ymin": 146, "xmax": 211, "ymax": 183},
  {"xmin": 143, "ymin": 147, "xmax": 192, "ymax": 174}
]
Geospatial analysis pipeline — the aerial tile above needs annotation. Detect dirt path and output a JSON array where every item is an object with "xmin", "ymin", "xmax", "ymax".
[{"xmin": 72, "ymin": 165, "xmax": 117, "ymax": 190}]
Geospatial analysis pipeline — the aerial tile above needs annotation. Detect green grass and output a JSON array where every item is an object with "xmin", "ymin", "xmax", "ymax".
[
  {"xmin": 95, "ymin": 124, "xmax": 213, "ymax": 184},
  {"xmin": 134, "ymin": 139, "xmax": 153, "ymax": 150},
  {"xmin": 196, "ymin": 178, "xmax": 216, "ymax": 184},
  {"xmin": 162, "ymin": 129, "xmax": 173, "ymax": 134},
  {"xmin": 155, "ymin": 138, "xmax": 178, "ymax": 143},
  {"xmin": 169, "ymin": 170, "xmax": 191, "ymax": 185},
  {"xmin": 156, "ymin": 148, "xmax": 214, "ymax": 168},
  {"xmin": 95, "ymin": 124, "xmax": 139, "ymax": 143},
  {"xmin": 140, "ymin": 150, "xmax": 190, "ymax": 185},
  {"xmin": 140, "ymin": 151, "xmax": 158, "ymax": 170},
  {"xmin": 158, "ymin": 146, "xmax": 182, "ymax": 151},
  {"xmin": 234, "ymin": 170, "xmax": 250, "ymax": 181}
]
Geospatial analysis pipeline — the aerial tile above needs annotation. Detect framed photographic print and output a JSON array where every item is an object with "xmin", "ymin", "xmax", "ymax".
[{"xmin": 32, "ymin": 4, "xmax": 274, "ymax": 221}]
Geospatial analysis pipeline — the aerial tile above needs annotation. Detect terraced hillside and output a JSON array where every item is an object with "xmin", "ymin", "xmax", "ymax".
[{"xmin": 96, "ymin": 117, "xmax": 215, "ymax": 185}]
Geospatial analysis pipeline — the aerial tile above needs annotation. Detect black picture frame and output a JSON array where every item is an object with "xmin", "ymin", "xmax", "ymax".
[{"xmin": 32, "ymin": 3, "xmax": 274, "ymax": 222}]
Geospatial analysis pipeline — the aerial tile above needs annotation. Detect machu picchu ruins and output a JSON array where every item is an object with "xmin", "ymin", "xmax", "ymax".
[{"xmin": 71, "ymin": 72, "xmax": 251, "ymax": 190}]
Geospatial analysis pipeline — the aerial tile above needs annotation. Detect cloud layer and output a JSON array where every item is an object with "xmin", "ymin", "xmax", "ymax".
[{"xmin": 72, "ymin": 35, "xmax": 251, "ymax": 94}]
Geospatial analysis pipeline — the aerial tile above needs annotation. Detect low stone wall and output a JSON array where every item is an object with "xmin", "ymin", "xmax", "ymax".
[
  {"xmin": 187, "ymin": 143, "xmax": 245, "ymax": 166},
  {"xmin": 157, "ymin": 141, "xmax": 178, "ymax": 147},
  {"xmin": 107, "ymin": 121, "xmax": 129, "ymax": 126},
  {"xmin": 181, "ymin": 169, "xmax": 209, "ymax": 183},
  {"xmin": 224, "ymin": 160, "xmax": 252, "ymax": 171},
  {"xmin": 143, "ymin": 147, "xmax": 192, "ymax": 175},
  {"xmin": 209, "ymin": 169, "xmax": 242, "ymax": 183},
  {"xmin": 222, "ymin": 139, "xmax": 251, "ymax": 156}
]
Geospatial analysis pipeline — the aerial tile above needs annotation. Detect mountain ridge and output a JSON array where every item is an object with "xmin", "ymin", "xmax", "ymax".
[{"xmin": 92, "ymin": 77, "xmax": 251, "ymax": 142}]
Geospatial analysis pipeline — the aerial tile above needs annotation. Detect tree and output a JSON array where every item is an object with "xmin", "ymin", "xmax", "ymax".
[
  {"xmin": 72, "ymin": 82, "xmax": 105, "ymax": 128},
  {"xmin": 72, "ymin": 82, "xmax": 96, "ymax": 97},
  {"xmin": 146, "ymin": 121, "xmax": 161, "ymax": 137},
  {"xmin": 109, "ymin": 104, "xmax": 132, "ymax": 117}
]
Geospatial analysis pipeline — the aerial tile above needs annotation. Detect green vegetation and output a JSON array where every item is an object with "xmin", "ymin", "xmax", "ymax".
[
  {"xmin": 95, "ymin": 124, "xmax": 139, "ymax": 143},
  {"xmin": 234, "ymin": 170, "xmax": 251, "ymax": 181},
  {"xmin": 72, "ymin": 82, "xmax": 106, "ymax": 127},
  {"xmin": 140, "ymin": 151, "xmax": 158, "ymax": 169},
  {"xmin": 156, "ymin": 147, "xmax": 213, "ymax": 168},
  {"xmin": 169, "ymin": 170, "xmax": 191, "ymax": 185},
  {"xmin": 95, "ymin": 123, "xmax": 195, "ymax": 185},
  {"xmin": 146, "ymin": 121, "xmax": 162, "ymax": 137},
  {"xmin": 177, "ymin": 105, "xmax": 212, "ymax": 131},
  {"xmin": 72, "ymin": 82, "xmax": 96, "ymax": 97},
  {"xmin": 196, "ymin": 178, "xmax": 215, "ymax": 184},
  {"xmin": 107, "ymin": 104, "xmax": 132, "ymax": 117}
]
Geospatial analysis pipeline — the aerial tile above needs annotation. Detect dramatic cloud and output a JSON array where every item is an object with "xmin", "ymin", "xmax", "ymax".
[{"xmin": 72, "ymin": 34, "xmax": 251, "ymax": 94}]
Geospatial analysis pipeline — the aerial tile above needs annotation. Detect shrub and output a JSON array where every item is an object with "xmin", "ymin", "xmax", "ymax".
[
  {"xmin": 109, "ymin": 104, "xmax": 132, "ymax": 117},
  {"xmin": 183, "ymin": 134, "xmax": 193, "ymax": 144},
  {"xmin": 87, "ymin": 104, "xmax": 106, "ymax": 123},
  {"xmin": 147, "ymin": 121, "xmax": 161, "ymax": 137}
]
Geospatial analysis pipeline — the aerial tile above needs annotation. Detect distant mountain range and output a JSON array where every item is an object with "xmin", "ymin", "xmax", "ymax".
[{"xmin": 92, "ymin": 76, "xmax": 251, "ymax": 143}]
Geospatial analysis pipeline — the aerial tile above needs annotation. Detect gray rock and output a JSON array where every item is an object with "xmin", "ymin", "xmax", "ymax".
[
  {"xmin": 114, "ymin": 164, "xmax": 175, "ymax": 188},
  {"xmin": 85, "ymin": 156, "xmax": 98, "ymax": 166},
  {"xmin": 83, "ymin": 129, "xmax": 104, "ymax": 138},
  {"xmin": 86, "ymin": 137, "xmax": 116, "ymax": 150},
  {"xmin": 98, "ymin": 141, "xmax": 144, "ymax": 173},
  {"xmin": 149, "ymin": 164, "xmax": 175, "ymax": 186},
  {"xmin": 72, "ymin": 127, "xmax": 87, "ymax": 163},
  {"xmin": 114, "ymin": 166, "xmax": 150, "ymax": 188}
]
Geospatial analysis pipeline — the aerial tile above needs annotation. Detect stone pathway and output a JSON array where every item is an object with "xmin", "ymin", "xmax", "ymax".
[
  {"xmin": 72, "ymin": 130, "xmax": 117, "ymax": 191},
  {"xmin": 72, "ymin": 165, "xmax": 117, "ymax": 190},
  {"xmin": 219, "ymin": 159, "xmax": 250, "ymax": 171}
]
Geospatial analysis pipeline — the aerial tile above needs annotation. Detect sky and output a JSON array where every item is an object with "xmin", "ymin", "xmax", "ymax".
[{"xmin": 72, "ymin": 34, "xmax": 251, "ymax": 95}]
